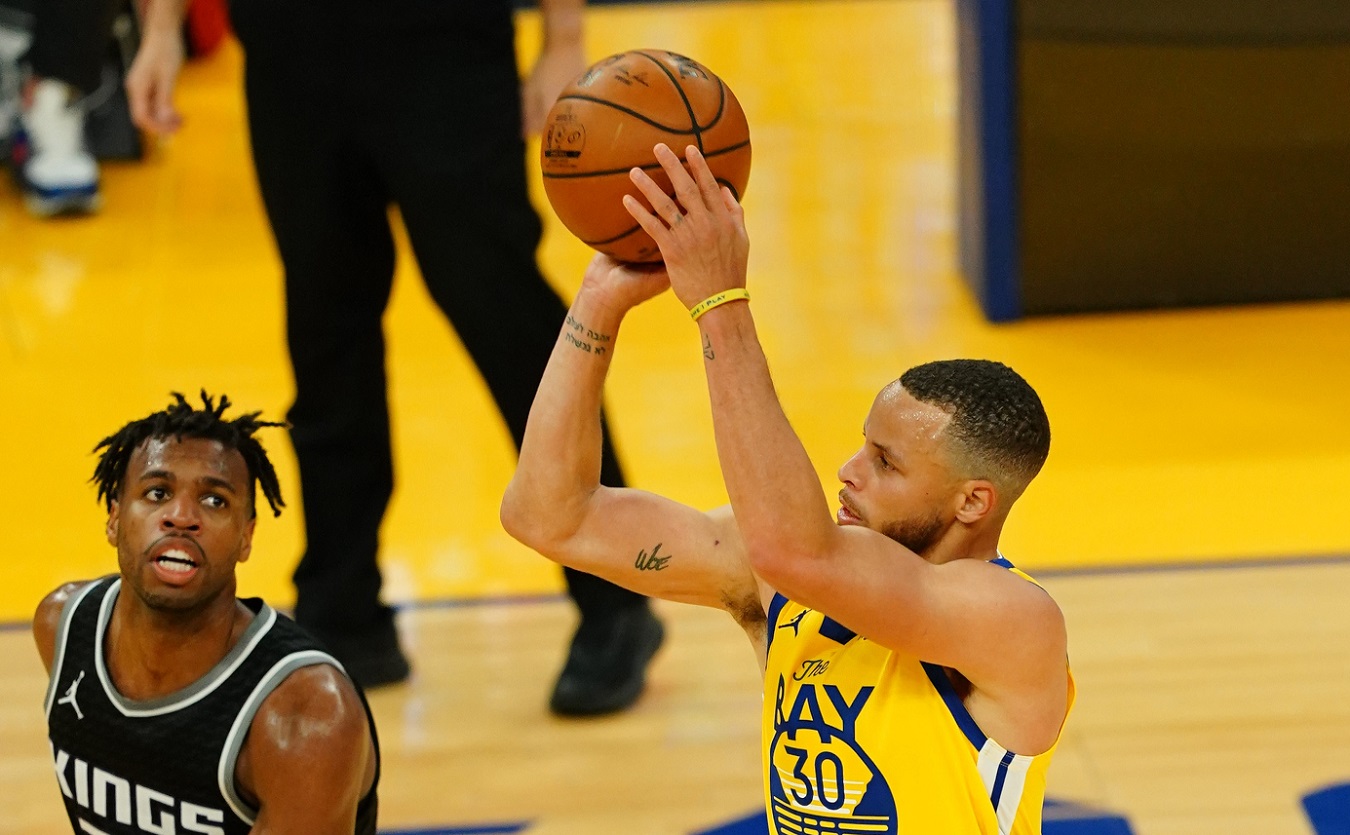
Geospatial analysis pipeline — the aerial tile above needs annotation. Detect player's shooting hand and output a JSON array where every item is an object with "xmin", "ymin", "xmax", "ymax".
[
  {"xmin": 125, "ymin": 28, "xmax": 185, "ymax": 135},
  {"xmin": 580, "ymin": 253, "xmax": 671, "ymax": 315},
  {"xmin": 623, "ymin": 143, "xmax": 749, "ymax": 311}
]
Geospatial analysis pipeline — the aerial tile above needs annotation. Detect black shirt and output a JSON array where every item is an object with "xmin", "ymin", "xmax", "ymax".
[{"xmin": 44, "ymin": 577, "xmax": 379, "ymax": 834}]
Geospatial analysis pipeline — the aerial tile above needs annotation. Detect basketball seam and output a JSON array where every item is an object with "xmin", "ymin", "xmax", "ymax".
[
  {"xmin": 633, "ymin": 50, "xmax": 704, "ymax": 151},
  {"xmin": 541, "ymin": 140, "xmax": 751, "ymax": 181},
  {"xmin": 553, "ymin": 94, "xmax": 702, "ymax": 135}
]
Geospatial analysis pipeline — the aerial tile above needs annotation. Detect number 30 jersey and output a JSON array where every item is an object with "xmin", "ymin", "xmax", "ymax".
[{"xmin": 759, "ymin": 559, "xmax": 1073, "ymax": 835}]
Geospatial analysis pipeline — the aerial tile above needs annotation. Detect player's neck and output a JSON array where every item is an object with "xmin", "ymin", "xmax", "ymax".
[
  {"xmin": 922, "ymin": 522, "xmax": 1004, "ymax": 565},
  {"xmin": 105, "ymin": 591, "xmax": 251, "ymax": 700}
]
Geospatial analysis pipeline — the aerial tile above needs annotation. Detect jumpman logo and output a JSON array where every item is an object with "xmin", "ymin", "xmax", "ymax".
[
  {"xmin": 57, "ymin": 670, "xmax": 85, "ymax": 720},
  {"xmin": 778, "ymin": 610, "xmax": 808, "ymax": 638}
]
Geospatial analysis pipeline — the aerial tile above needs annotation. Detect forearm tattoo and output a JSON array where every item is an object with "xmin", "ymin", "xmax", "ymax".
[
  {"xmin": 635, "ymin": 543, "xmax": 672, "ymax": 571},
  {"xmin": 564, "ymin": 314, "xmax": 612, "ymax": 355},
  {"xmin": 702, "ymin": 333, "xmax": 715, "ymax": 361}
]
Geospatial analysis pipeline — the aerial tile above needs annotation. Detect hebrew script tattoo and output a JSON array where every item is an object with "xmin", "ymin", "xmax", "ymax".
[{"xmin": 564, "ymin": 314, "xmax": 612, "ymax": 355}]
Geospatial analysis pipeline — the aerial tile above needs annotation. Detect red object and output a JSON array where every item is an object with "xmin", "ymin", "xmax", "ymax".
[{"xmin": 184, "ymin": 0, "xmax": 231, "ymax": 57}]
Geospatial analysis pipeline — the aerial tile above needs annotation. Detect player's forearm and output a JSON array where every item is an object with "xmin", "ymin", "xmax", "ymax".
[
  {"xmin": 501, "ymin": 289, "xmax": 624, "ymax": 549},
  {"xmin": 538, "ymin": 0, "xmax": 585, "ymax": 50},
  {"xmin": 697, "ymin": 303, "xmax": 836, "ymax": 560},
  {"xmin": 139, "ymin": 0, "xmax": 189, "ymax": 37}
]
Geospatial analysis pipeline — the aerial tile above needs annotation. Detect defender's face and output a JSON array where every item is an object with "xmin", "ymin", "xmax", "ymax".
[
  {"xmin": 106, "ymin": 437, "xmax": 255, "ymax": 613},
  {"xmin": 836, "ymin": 388, "xmax": 960, "ymax": 556}
]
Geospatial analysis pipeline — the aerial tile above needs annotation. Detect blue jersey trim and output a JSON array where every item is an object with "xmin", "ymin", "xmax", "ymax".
[
  {"xmin": 922, "ymin": 556, "xmax": 1017, "ymax": 751},
  {"xmin": 765, "ymin": 593, "xmax": 788, "ymax": 653},
  {"xmin": 922, "ymin": 661, "xmax": 988, "ymax": 750},
  {"xmin": 818, "ymin": 616, "xmax": 857, "ymax": 645},
  {"xmin": 989, "ymin": 749, "xmax": 1016, "ymax": 807}
]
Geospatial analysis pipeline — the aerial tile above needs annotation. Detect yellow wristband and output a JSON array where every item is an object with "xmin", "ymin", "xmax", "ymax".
[{"xmin": 689, "ymin": 288, "xmax": 751, "ymax": 322}]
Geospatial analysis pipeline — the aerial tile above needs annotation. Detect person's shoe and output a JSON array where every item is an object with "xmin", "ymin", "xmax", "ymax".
[
  {"xmin": 13, "ymin": 78, "xmax": 101, "ymax": 217},
  {"xmin": 302, "ymin": 618, "xmax": 412, "ymax": 690},
  {"xmin": 550, "ymin": 605, "xmax": 665, "ymax": 717}
]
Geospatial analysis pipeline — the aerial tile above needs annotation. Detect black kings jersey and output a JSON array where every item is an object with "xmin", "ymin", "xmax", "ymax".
[{"xmin": 44, "ymin": 577, "xmax": 379, "ymax": 835}]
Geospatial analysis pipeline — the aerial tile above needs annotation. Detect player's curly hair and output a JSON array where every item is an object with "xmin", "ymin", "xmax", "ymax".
[
  {"xmin": 899, "ymin": 359, "xmax": 1051, "ymax": 496},
  {"xmin": 91, "ymin": 391, "xmax": 287, "ymax": 518}
]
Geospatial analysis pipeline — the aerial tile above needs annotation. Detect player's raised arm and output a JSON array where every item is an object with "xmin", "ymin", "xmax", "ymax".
[
  {"xmin": 625, "ymin": 146, "xmax": 1066, "ymax": 720},
  {"xmin": 501, "ymin": 255, "xmax": 766, "ymax": 626},
  {"xmin": 237, "ymin": 666, "xmax": 375, "ymax": 835}
]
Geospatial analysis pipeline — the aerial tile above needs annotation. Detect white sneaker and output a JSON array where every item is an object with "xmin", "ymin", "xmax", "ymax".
[{"xmin": 16, "ymin": 78, "xmax": 101, "ymax": 217}]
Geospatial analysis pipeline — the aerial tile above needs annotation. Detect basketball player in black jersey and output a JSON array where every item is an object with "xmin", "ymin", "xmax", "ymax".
[{"xmin": 33, "ymin": 392, "xmax": 379, "ymax": 835}]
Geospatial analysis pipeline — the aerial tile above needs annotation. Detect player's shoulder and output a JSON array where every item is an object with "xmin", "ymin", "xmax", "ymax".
[
  {"xmin": 35, "ymin": 577, "xmax": 106, "ymax": 620},
  {"xmin": 33, "ymin": 577, "xmax": 111, "ymax": 672},
  {"xmin": 946, "ymin": 557, "xmax": 1065, "ymax": 622},
  {"xmin": 254, "ymin": 663, "xmax": 368, "ymax": 737}
]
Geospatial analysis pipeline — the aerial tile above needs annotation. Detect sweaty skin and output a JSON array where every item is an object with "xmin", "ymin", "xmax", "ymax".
[{"xmin": 35, "ymin": 436, "xmax": 376, "ymax": 834}]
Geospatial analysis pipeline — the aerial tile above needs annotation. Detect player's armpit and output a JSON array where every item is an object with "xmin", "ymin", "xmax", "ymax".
[{"xmin": 236, "ymin": 665, "xmax": 374, "ymax": 835}]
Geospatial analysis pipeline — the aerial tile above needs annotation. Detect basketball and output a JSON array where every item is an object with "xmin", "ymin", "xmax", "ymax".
[{"xmin": 540, "ymin": 49, "xmax": 752, "ymax": 263}]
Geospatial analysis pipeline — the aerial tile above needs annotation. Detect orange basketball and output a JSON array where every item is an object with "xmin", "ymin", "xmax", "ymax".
[{"xmin": 540, "ymin": 50, "xmax": 752, "ymax": 263}]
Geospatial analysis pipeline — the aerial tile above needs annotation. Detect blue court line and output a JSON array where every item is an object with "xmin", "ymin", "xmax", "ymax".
[
  {"xmin": 4, "ymin": 552, "xmax": 1347, "ymax": 634},
  {"xmin": 382, "ymin": 824, "xmax": 528, "ymax": 835},
  {"xmin": 1302, "ymin": 783, "xmax": 1350, "ymax": 835}
]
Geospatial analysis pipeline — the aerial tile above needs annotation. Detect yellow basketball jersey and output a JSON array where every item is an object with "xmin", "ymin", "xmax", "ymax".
[{"xmin": 760, "ymin": 557, "xmax": 1074, "ymax": 835}]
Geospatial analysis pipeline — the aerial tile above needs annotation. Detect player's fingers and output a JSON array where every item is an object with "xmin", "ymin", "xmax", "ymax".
[
  {"xmin": 629, "ymin": 166, "xmax": 684, "ymax": 228},
  {"xmin": 686, "ymin": 147, "xmax": 723, "ymax": 211},
  {"xmin": 720, "ymin": 186, "xmax": 741, "ymax": 213},
  {"xmin": 622, "ymin": 194, "xmax": 672, "ymax": 245},
  {"xmin": 653, "ymin": 143, "xmax": 704, "ymax": 212}
]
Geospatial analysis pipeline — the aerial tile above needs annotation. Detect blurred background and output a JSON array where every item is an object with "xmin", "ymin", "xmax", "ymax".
[{"xmin": 1, "ymin": 1, "xmax": 1348, "ymax": 833}]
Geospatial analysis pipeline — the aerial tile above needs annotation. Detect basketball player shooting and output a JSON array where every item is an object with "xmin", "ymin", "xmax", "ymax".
[
  {"xmin": 502, "ymin": 144, "xmax": 1073, "ymax": 834},
  {"xmin": 34, "ymin": 393, "xmax": 380, "ymax": 835}
]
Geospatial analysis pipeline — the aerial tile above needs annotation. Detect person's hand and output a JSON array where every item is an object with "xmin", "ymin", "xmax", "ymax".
[
  {"xmin": 125, "ymin": 29, "xmax": 185, "ymax": 135},
  {"xmin": 578, "ymin": 253, "xmax": 671, "ymax": 315},
  {"xmin": 623, "ymin": 144, "xmax": 749, "ymax": 312},
  {"xmin": 521, "ymin": 43, "xmax": 585, "ymax": 138}
]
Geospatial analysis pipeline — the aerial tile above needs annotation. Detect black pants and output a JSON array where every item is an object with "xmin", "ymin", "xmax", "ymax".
[
  {"xmin": 23, "ymin": 0, "xmax": 118, "ymax": 95},
  {"xmin": 230, "ymin": 0, "xmax": 646, "ymax": 633}
]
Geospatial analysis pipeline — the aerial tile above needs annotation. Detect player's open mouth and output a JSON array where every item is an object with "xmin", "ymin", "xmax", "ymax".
[{"xmin": 151, "ymin": 548, "xmax": 200, "ymax": 585}]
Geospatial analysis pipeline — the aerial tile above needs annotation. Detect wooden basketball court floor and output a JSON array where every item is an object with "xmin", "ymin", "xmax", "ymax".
[{"xmin": 3, "ymin": 1, "xmax": 1350, "ymax": 832}]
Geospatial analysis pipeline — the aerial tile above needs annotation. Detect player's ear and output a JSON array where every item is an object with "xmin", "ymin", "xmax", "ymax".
[
  {"xmin": 105, "ymin": 501, "xmax": 120, "ymax": 547},
  {"xmin": 238, "ymin": 516, "xmax": 256, "ymax": 564},
  {"xmin": 954, "ymin": 480, "xmax": 997, "ymax": 524}
]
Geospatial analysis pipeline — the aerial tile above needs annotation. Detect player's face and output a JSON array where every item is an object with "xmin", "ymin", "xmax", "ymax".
[
  {"xmin": 836, "ymin": 388, "xmax": 962, "ymax": 556},
  {"xmin": 106, "ymin": 437, "xmax": 255, "ymax": 613}
]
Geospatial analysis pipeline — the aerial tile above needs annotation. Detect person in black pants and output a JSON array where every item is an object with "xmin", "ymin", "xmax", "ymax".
[{"xmin": 126, "ymin": 0, "xmax": 664, "ymax": 716}]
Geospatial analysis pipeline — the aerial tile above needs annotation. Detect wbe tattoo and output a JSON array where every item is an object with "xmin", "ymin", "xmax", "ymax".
[{"xmin": 635, "ymin": 543, "xmax": 672, "ymax": 571}]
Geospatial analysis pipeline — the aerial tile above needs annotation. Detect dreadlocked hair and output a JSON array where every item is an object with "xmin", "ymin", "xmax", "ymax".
[{"xmin": 91, "ymin": 391, "xmax": 288, "ymax": 518}]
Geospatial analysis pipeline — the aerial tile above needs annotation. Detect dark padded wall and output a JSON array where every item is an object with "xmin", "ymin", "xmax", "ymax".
[{"xmin": 1016, "ymin": 0, "xmax": 1350, "ymax": 315}]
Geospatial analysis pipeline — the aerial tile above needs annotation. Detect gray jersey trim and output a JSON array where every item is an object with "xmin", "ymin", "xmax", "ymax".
[
  {"xmin": 92, "ymin": 579, "xmax": 280, "ymax": 717},
  {"xmin": 216, "ymin": 651, "xmax": 345, "ymax": 825},
  {"xmin": 43, "ymin": 580, "xmax": 104, "ymax": 719}
]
